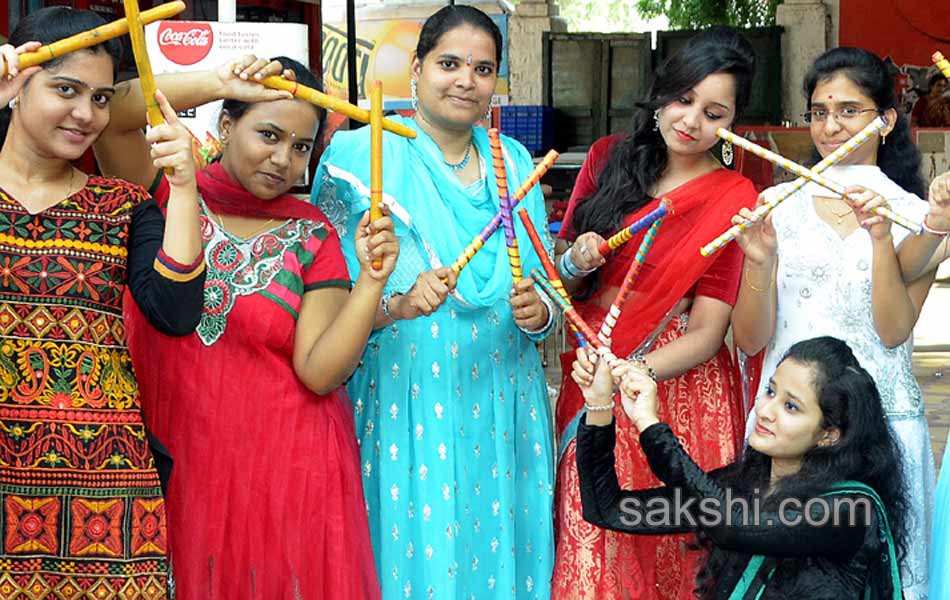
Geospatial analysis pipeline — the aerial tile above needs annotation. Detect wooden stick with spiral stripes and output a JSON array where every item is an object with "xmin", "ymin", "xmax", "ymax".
[
  {"xmin": 716, "ymin": 128, "xmax": 922, "ymax": 234},
  {"xmin": 450, "ymin": 150, "xmax": 559, "ymax": 275},
  {"xmin": 531, "ymin": 270, "xmax": 616, "ymax": 358},
  {"xmin": 488, "ymin": 128, "xmax": 523, "ymax": 282},
  {"xmin": 599, "ymin": 199, "xmax": 671, "ymax": 256},
  {"xmin": 597, "ymin": 216, "xmax": 665, "ymax": 345},
  {"xmin": 517, "ymin": 209, "xmax": 586, "ymax": 345},
  {"xmin": 700, "ymin": 116, "xmax": 888, "ymax": 256}
]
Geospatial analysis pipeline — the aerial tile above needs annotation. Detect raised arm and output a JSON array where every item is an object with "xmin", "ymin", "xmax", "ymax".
[
  {"xmin": 895, "ymin": 172, "xmax": 950, "ymax": 281},
  {"xmin": 730, "ymin": 195, "xmax": 779, "ymax": 356}
]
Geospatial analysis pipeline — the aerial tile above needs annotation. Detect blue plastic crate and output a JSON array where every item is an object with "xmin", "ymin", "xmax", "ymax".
[{"xmin": 499, "ymin": 105, "xmax": 554, "ymax": 153}]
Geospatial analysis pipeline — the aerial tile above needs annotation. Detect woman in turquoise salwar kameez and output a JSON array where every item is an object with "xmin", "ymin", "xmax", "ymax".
[{"xmin": 310, "ymin": 6, "xmax": 556, "ymax": 599}]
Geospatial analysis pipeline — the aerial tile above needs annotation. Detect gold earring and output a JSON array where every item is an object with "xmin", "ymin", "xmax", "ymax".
[{"xmin": 882, "ymin": 131, "xmax": 887, "ymax": 146}]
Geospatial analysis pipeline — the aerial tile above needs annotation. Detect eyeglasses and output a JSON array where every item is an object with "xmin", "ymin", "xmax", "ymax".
[{"xmin": 800, "ymin": 107, "xmax": 881, "ymax": 124}]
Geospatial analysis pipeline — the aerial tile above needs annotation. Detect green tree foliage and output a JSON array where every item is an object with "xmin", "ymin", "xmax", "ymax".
[
  {"xmin": 553, "ymin": 0, "xmax": 647, "ymax": 33},
  {"xmin": 636, "ymin": 0, "xmax": 783, "ymax": 28}
]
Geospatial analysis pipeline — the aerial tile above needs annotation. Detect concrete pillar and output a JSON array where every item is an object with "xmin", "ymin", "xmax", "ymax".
[
  {"xmin": 506, "ymin": 0, "xmax": 559, "ymax": 105},
  {"xmin": 775, "ymin": 0, "xmax": 832, "ymax": 123}
]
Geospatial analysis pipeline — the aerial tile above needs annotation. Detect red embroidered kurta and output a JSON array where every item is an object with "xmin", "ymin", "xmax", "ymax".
[{"xmin": 126, "ymin": 183, "xmax": 379, "ymax": 599}]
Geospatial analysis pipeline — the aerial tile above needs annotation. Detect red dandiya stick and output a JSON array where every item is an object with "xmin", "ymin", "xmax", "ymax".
[
  {"xmin": 488, "ymin": 128, "xmax": 523, "ymax": 282},
  {"xmin": 597, "ymin": 216, "xmax": 665, "ymax": 345},
  {"xmin": 369, "ymin": 80, "xmax": 384, "ymax": 269},
  {"xmin": 450, "ymin": 150, "xmax": 559, "ymax": 275},
  {"xmin": 598, "ymin": 199, "xmax": 671, "ymax": 256},
  {"xmin": 517, "ymin": 209, "xmax": 585, "ymax": 345}
]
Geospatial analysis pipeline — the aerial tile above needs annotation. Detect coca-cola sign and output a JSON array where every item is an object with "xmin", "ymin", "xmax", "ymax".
[{"xmin": 157, "ymin": 22, "xmax": 213, "ymax": 66}]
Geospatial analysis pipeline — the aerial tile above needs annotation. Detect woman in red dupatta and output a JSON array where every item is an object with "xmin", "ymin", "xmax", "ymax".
[
  {"xmin": 551, "ymin": 28, "xmax": 759, "ymax": 599},
  {"xmin": 94, "ymin": 59, "xmax": 395, "ymax": 599}
]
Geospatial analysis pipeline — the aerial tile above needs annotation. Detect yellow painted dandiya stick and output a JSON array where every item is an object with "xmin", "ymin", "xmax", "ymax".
[
  {"xmin": 488, "ymin": 128, "xmax": 523, "ymax": 282},
  {"xmin": 450, "ymin": 149, "xmax": 559, "ymax": 275},
  {"xmin": 260, "ymin": 76, "xmax": 415, "ymax": 139},
  {"xmin": 123, "ymin": 0, "xmax": 163, "ymax": 127},
  {"xmin": 369, "ymin": 80, "xmax": 384, "ymax": 269},
  {"xmin": 2, "ymin": 1, "xmax": 186, "ymax": 76},
  {"xmin": 700, "ymin": 116, "xmax": 888, "ymax": 256},
  {"xmin": 716, "ymin": 128, "xmax": 923, "ymax": 234},
  {"xmin": 517, "ymin": 208, "xmax": 585, "ymax": 345},
  {"xmin": 597, "ymin": 216, "xmax": 665, "ymax": 345},
  {"xmin": 123, "ymin": 0, "xmax": 173, "ymax": 175},
  {"xmin": 934, "ymin": 52, "xmax": 950, "ymax": 79}
]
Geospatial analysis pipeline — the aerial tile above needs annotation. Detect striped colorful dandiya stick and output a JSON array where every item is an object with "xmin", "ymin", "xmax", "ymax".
[
  {"xmin": 516, "ymin": 209, "xmax": 585, "ymax": 344},
  {"xmin": 260, "ymin": 76, "xmax": 415, "ymax": 139},
  {"xmin": 531, "ymin": 270, "xmax": 601, "ymax": 349},
  {"xmin": 934, "ymin": 52, "xmax": 950, "ymax": 79},
  {"xmin": 450, "ymin": 149, "xmax": 559, "ymax": 275},
  {"xmin": 700, "ymin": 116, "xmax": 888, "ymax": 256},
  {"xmin": 369, "ymin": 80, "xmax": 384, "ymax": 269},
  {"xmin": 531, "ymin": 270, "xmax": 624, "ymax": 369},
  {"xmin": 598, "ymin": 199, "xmax": 671, "ymax": 256},
  {"xmin": 488, "ymin": 128, "xmax": 523, "ymax": 282},
  {"xmin": 2, "ymin": 1, "xmax": 185, "ymax": 76},
  {"xmin": 717, "ymin": 128, "xmax": 922, "ymax": 234},
  {"xmin": 597, "ymin": 216, "xmax": 665, "ymax": 344}
]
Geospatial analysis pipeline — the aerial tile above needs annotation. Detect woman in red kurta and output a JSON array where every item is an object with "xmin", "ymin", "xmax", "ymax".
[
  {"xmin": 551, "ymin": 28, "xmax": 758, "ymax": 600},
  {"xmin": 97, "ymin": 58, "xmax": 396, "ymax": 598}
]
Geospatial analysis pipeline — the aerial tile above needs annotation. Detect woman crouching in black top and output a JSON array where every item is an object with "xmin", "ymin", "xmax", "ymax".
[{"xmin": 573, "ymin": 336, "xmax": 908, "ymax": 599}]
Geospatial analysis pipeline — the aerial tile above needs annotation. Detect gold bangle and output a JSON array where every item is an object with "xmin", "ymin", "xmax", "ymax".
[{"xmin": 744, "ymin": 266, "xmax": 773, "ymax": 293}]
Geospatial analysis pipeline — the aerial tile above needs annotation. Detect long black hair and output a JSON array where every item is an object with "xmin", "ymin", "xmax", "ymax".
[
  {"xmin": 572, "ymin": 26, "xmax": 755, "ymax": 237},
  {"xmin": 416, "ymin": 5, "xmax": 502, "ymax": 66},
  {"xmin": 0, "ymin": 6, "xmax": 122, "ymax": 145},
  {"xmin": 695, "ymin": 336, "xmax": 909, "ymax": 598},
  {"xmin": 804, "ymin": 47, "xmax": 925, "ymax": 197},
  {"xmin": 219, "ymin": 56, "xmax": 326, "ymax": 145}
]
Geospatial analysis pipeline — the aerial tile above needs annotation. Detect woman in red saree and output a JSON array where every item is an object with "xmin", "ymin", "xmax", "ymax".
[{"xmin": 551, "ymin": 28, "xmax": 759, "ymax": 599}]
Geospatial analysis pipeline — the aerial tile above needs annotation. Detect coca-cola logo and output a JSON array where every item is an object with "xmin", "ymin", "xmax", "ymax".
[{"xmin": 157, "ymin": 21, "xmax": 213, "ymax": 66}]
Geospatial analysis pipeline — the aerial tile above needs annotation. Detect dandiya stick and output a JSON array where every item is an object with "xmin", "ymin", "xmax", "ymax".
[
  {"xmin": 717, "ymin": 128, "xmax": 923, "ymax": 234},
  {"xmin": 450, "ymin": 149, "xmax": 559, "ymax": 274},
  {"xmin": 488, "ymin": 128, "xmax": 523, "ymax": 282},
  {"xmin": 700, "ymin": 116, "xmax": 888, "ymax": 256},
  {"xmin": 260, "ymin": 76, "xmax": 415, "ymax": 139},
  {"xmin": 123, "ymin": 0, "xmax": 172, "ymax": 175},
  {"xmin": 934, "ymin": 52, "xmax": 950, "ymax": 79},
  {"xmin": 597, "ymin": 216, "xmax": 665, "ymax": 345},
  {"xmin": 531, "ymin": 271, "xmax": 601, "ymax": 350},
  {"xmin": 2, "ymin": 1, "xmax": 186, "ymax": 76},
  {"xmin": 598, "ymin": 199, "xmax": 671, "ymax": 256},
  {"xmin": 123, "ymin": 0, "xmax": 163, "ymax": 128},
  {"xmin": 369, "ymin": 80, "xmax": 383, "ymax": 269},
  {"xmin": 531, "ymin": 270, "xmax": 624, "ymax": 368},
  {"xmin": 516, "ymin": 209, "xmax": 586, "ymax": 345}
]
